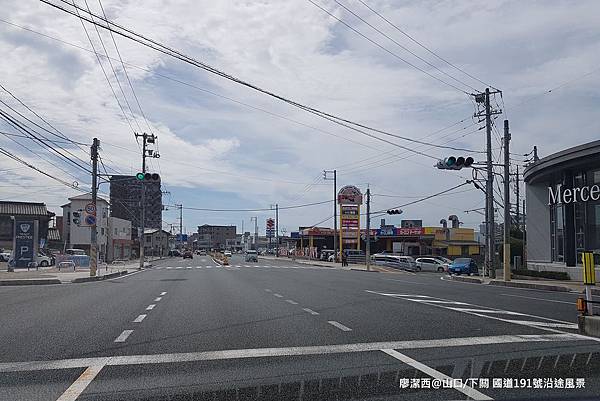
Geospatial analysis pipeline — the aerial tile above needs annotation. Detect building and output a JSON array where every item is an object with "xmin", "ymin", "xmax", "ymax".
[
  {"xmin": 197, "ymin": 224, "xmax": 236, "ymax": 250},
  {"xmin": 109, "ymin": 175, "xmax": 162, "ymax": 238},
  {"xmin": 524, "ymin": 140, "xmax": 600, "ymax": 280},
  {"xmin": 0, "ymin": 201, "xmax": 55, "ymax": 250},
  {"xmin": 143, "ymin": 228, "xmax": 171, "ymax": 257},
  {"xmin": 61, "ymin": 194, "xmax": 110, "ymax": 260},
  {"xmin": 107, "ymin": 217, "xmax": 132, "ymax": 261}
]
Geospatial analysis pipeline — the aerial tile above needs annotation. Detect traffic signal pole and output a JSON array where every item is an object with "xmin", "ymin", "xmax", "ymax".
[
  {"xmin": 134, "ymin": 132, "xmax": 158, "ymax": 269},
  {"xmin": 90, "ymin": 138, "xmax": 99, "ymax": 277},
  {"xmin": 503, "ymin": 120, "xmax": 511, "ymax": 282},
  {"xmin": 366, "ymin": 187, "xmax": 371, "ymax": 272}
]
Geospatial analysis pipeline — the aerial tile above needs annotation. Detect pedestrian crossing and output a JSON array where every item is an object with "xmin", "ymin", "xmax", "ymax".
[
  {"xmin": 154, "ymin": 264, "xmax": 332, "ymax": 271},
  {"xmin": 365, "ymin": 291, "xmax": 580, "ymax": 332}
]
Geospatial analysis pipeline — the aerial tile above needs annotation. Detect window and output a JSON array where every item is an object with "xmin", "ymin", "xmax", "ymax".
[
  {"xmin": 115, "ymin": 228, "xmax": 118, "ymax": 235},
  {"xmin": 101, "ymin": 227, "xmax": 105, "ymax": 235}
]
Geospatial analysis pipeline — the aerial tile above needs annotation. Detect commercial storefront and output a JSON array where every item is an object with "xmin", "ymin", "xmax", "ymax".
[{"xmin": 524, "ymin": 140, "xmax": 600, "ymax": 280}]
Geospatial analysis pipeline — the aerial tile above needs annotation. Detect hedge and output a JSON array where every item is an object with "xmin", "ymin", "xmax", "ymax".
[{"xmin": 513, "ymin": 269, "xmax": 570, "ymax": 281}]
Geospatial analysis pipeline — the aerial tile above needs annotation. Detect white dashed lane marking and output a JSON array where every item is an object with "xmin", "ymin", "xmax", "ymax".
[
  {"xmin": 133, "ymin": 314, "xmax": 146, "ymax": 323},
  {"xmin": 146, "ymin": 304, "xmax": 156, "ymax": 310},
  {"xmin": 285, "ymin": 299, "xmax": 299, "ymax": 305},
  {"xmin": 327, "ymin": 321, "xmax": 352, "ymax": 331},
  {"xmin": 264, "ymin": 289, "xmax": 272, "ymax": 292},
  {"xmin": 302, "ymin": 308, "xmax": 319, "ymax": 315},
  {"xmin": 154, "ymin": 297, "xmax": 162, "ymax": 302},
  {"xmin": 273, "ymin": 293, "xmax": 284, "ymax": 298},
  {"xmin": 114, "ymin": 330, "xmax": 134, "ymax": 343},
  {"xmin": 160, "ymin": 292, "xmax": 167, "ymax": 295}
]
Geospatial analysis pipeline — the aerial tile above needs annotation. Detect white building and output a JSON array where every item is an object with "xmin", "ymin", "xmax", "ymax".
[
  {"xmin": 107, "ymin": 217, "xmax": 132, "ymax": 261},
  {"xmin": 62, "ymin": 193, "xmax": 110, "ymax": 261}
]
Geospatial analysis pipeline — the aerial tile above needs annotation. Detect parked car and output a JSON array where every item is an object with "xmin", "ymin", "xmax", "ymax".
[
  {"xmin": 432, "ymin": 256, "xmax": 453, "ymax": 265},
  {"xmin": 320, "ymin": 249, "xmax": 335, "ymax": 261},
  {"xmin": 392, "ymin": 255, "xmax": 418, "ymax": 272},
  {"xmin": 224, "ymin": 250, "xmax": 232, "ymax": 257},
  {"xmin": 182, "ymin": 251, "xmax": 193, "ymax": 259},
  {"xmin": 168, "ymin": 249, "xmax": 181, "ymax": 257},
  {"xmin": 448, "ymin": 258, "xmax": 479, "ymax": 275},
  {"xmin": 371, "ymin": 250, "xmax": 400, "ymax": 262},
  {"xmin": 415, "ymin": 257, "xmax": 448, "ymax": 272},
  {"xmin": 0, "ymin": 250, "xmax": 11, "ymax": 262},
  {"xmin": 65, "ymin": 248, "xmax": 86, "ymax": 256},
  {"xmin": 245, "ymin": 249, "xmax": 258, "ymax": 262},
  {"xmin": 7, "ymin": 252, "xmax": 53, "ymax": 267}
]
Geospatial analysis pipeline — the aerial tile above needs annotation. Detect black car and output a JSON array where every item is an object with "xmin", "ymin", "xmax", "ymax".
[{"xmin": 182, "ymin": 251, "xmax": 193, "ymax": 259}]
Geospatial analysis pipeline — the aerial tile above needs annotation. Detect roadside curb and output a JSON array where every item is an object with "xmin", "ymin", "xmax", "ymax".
[
  {"xmin": 0, "ymin": 278, "xmax": 62, "ymax": 286},
  {"xmin": 71, "ymin": 270, "xmax": 129, "ymax": 283},
  {"xmin": 487, "ymin": 279, "xmax": 570, "ymax": 292},
  {"xmin": 449, "ymin": 274, "xmax": 572, "ymax": 292},
  {"xmin": 350, "ymin": 268, "xmax": 380, "ymax": 273}
]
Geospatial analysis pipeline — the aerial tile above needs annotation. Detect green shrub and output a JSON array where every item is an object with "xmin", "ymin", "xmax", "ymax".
[{"xmin": 514, "ymin": 269, "xmax": 570, "ymax": 281}]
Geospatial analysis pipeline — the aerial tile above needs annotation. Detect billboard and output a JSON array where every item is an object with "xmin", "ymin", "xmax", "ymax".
[
  {"xmin": 13, "ymin": 219, "xmax": 38, "ymax": 268},
  {"xmin": 337, "ymin": 185, "xmax": 363, "ymax": 205}
]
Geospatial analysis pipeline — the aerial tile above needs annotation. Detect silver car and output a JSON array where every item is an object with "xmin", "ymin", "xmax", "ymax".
[
  {"xmin": 415, "ymin": 257, "xmax": 448, "ymax": 272},
  {"xmin": 245, "ymin": 250, "xmax": 258, "ymax": 262}
]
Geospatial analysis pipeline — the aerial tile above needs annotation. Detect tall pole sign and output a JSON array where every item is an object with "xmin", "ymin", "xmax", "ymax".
[{"xmin": 337, "ymin": 185, "xmax": 363, "ymax": 258}]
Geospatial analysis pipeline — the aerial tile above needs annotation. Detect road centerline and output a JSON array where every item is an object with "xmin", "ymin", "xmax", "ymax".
[
  {"xmin": 328, "ymin": 321, "xmax": 352, "ymax": 331},
  {"xmin": 114, "ymin": 330, "xmax": 133, "ymax": 343},
  {"xmin": 132, "ymin": 314, "xmax": 146, "ymax": 323}
]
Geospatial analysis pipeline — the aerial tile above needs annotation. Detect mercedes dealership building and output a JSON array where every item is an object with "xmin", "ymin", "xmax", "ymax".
[{"xmin": 524, "ymin": 140, "xmax": 600, "ymax": 280}]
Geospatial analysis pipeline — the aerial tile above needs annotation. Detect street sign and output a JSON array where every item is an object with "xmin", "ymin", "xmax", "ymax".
[
  {"xmin": 583, "ymin": 252, "xmax": 596, "ymax": 285},
  {"xmin": 85, "ymin": 215, "xmax": 97, "ymax": 226},
  {"xmin": 13, "ymin": 219, "xmax": 37, "ymax": 268},
  {"xmin": 85, "ymin": 203, "xmax": 97, "ymax": 215}
]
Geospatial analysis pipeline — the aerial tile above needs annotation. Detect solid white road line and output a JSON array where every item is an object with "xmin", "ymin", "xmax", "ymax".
[
  {"xmin": 381, "ymin": 349, "xmax": 492, "ymax": 400},
  {"xmin": 160, "ymin": 292, "xmax": 167, "ymax": 295},
  {"xmin": 0, "ymin": 333, "xmax": 585, "ymax": 373},
  {"xmin": 133, "ymin": 314, "xmax": 147, "ymax": 323},
  {"xmin": 302, "ymin": 308, "xmax": 319, "ymax": 315},
  {"xmin": 285, "ymin": 299, "xmax": 299, "ymax": 305},
  {"xmin": 273, "ymin": 293, "xmax": 284, "ymax": 298},
  {"xmin": 146, "ymin": 304, "xmax": 156, "ymax": 310},
  {"xmin": 502, "ymin": 319, "xmax": 579, "ymax": 329},
  {"xmin": 446, "ymin": 308, "xmax": 525, "ymax": 315},
  {"xmin": 412, "ymin": 299, "xmax": 470, "ymax": 305},
  {"xmin": 500, "ymin": 293, "xmax": 575, "ymax": 304},
  {"xmin": 114, "ymin": 330, "xmax": 133, "ymax": 343},
  {"xmin": 328, "ymin": 321, "xmax": 352, "ymax": 331},
  {"xmin": 154, "ymin": 297, "xmax": 162, "ymax": 302},
  {"xmin": 55, "ymin": 363, "xmax": 107, "ymax": 401}
]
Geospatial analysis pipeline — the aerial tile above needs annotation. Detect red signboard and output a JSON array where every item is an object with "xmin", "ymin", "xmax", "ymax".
[
  {"xmin": 397, "ymin": 227, "xmax": 424, "ymax": 236},
  {"xmin": 341, "ymin": 220, "xmax": 359, "ymax": 227},
  {"xmin": 266, "ymin": 218, "xmax": 275, "ymax": 229}
]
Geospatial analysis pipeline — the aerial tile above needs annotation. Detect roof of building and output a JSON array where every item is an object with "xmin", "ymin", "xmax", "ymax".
[
  {"xmin": 47, "ymin": 227, "xmax": 61, "ymax": 241},
  {"xmin": 67, "ymin": 193, "xmax": 109, "ymax": 203},
  {"xmin": 0, "ymin": 201, "xmax": 52, "ymax": 217},
  {"xmin": 524, "ymin": 139, "xmax": 600, "ymax": 184},
  {"xmin": 144, "ymin": 228, "xmax": 171, "ymax": 235}
]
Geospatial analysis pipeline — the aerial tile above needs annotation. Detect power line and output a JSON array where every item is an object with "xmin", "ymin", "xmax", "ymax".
[
  {"xmin": 333, "ymin": 0, "xmax": 479, "ymax": 92},
  {"xmin": 41, "ymin": 1, "xmax": 472, "ymax": 161},
  {"xmin": 307, "ymin": 0, "xmax": 470, "ymax": 94},
  {"xmin": 355, "ymin": 0, "xmax": 497, "ymax": 91},
  {"xmin": 163, "ymin": 199, "xmax": 333, "ymax": 213}
]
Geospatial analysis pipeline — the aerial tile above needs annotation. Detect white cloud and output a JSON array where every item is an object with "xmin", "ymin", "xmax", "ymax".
[{"xmin": 1, "ymin": 0, "xmax": 600, "ymax": 232}]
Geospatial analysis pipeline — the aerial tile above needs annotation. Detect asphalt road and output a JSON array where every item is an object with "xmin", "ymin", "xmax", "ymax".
[{"xmin": 1, "ymin": 254, "xmax": 599, "ymax": 401}]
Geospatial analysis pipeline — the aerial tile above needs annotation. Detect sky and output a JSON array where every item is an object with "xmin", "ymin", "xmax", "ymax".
[{"xmin": 1, "ymin": 0, "xmax": 599, "ymax": 236}]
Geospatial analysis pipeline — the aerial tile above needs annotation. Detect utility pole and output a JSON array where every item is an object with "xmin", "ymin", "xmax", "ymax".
[
  {"xmin": 275, "ymin": 204, "xmax": 279, "ymax": 257},
  {"xmin": 323, "ymin": 170, "xmax": 337, "ymax": 262},
  {"xmin": 474, "ymin": 88, "xmax": 502, "ymax": 278},
  {"xmin": 366, "ymin": 187, "xmax": 371, "ymax": 271},
  {"xmin": 503, "ymin": 120, "xmax": 511, "ymax": 282},
  {"xmin": 90, "ymin": 138, "xmax": 99, "ymax": 277},
  {"xmin": 515, "ymin": 165, "xmax": 520, "ymax": 231},
  {"xmin": 134, "ymin": 132, "xmax": 158, "ymax": 269},
  {"xmin": 175, "ymin": 204, "xmax": 183, "ymax": 248},
  {"xmin": 253, "ymin": 217, "xmax": 258, "ymax": 250},
  {"xmin": 533, "ymin": 146, "xmax": 539, "ymax": 162}
]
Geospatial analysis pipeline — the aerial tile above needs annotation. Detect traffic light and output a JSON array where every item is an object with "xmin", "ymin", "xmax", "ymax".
[
  {"xmin": 435, "ymin": 156, "xmax": 474, "ymax": 170},
  {"xmin": 387, "ymin": 209, "xmax": 402, "ymax": 215},
  {"xmin": 136, "ymin": 172, "xmax": 160, "ymax": 181},
  {"xmin": 72, "ymin": 211, "xmax": 81, "ymax": 225}
]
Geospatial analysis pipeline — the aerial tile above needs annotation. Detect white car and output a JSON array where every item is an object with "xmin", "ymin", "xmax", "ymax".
[
  {"xmin": 0, "ymin": 250, "xmax": 11, "ymax": 262},
  {"xmin": 224, "ymin": 250, "xmax": 232, "ymax": 257},
  {"xmin": 8, "ymin": 252, "xmax": 53, "ymax": 267},
  {"xmin": 415, "ymin": 257, "xmax": 448, "ymax": 272}
]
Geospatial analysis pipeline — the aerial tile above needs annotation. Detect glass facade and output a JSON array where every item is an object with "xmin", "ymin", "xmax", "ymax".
[{"xmin": 549, "ymin": 168, "xmax": 600, "ymax": 265}]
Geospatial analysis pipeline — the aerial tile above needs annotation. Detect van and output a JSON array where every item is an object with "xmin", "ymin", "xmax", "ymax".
[{"xmin": 384, "ymin": 255, "xmax": 418, "ymax": 272}]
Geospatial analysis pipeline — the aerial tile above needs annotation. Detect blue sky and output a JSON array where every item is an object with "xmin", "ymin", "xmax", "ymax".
[{"xmin": 1, "ymin": 0, "xmax": 600, "ymax": 235}]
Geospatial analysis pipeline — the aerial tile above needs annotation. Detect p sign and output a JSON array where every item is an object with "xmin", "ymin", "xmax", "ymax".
[{"xmin": 13, "ymin": 219, "xmax": 36, "ymax": 268}]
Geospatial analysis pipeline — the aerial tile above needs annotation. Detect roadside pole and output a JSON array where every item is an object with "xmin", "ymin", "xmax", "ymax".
[
  {"xmin": 90, "ymin": 138, "xmax": 99, "ymax": 277},
  {"xmin": 138, "ymin": 133, "xmax": 147, "ymax": 270},
  {"xmin": 275, "ymin": 204, "xmax": 279, "ymax": 257},
  {"xmin": 583, "ymin": 252, "xmax": 595, "ymax": 315},
  {"xmin": 366, "ymin": 187, "xmax": 371, "ymax": 271},
  {"xmin": 503, "ymin": 120, "xmax": 511, "ymax": 282}
]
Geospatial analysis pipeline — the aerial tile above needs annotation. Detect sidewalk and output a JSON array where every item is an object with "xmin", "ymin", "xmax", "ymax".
[
  {"xmin": 450, "ymin": 273, "xmax": 597, "ymax": 294},
  {"xmin": 0, "ymin": 260, "xmax": 143, "ymax": 285}
]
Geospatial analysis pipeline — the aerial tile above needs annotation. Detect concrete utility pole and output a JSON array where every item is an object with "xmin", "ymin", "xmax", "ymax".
[
  {"xmin": 515, "ymin": 165, "xmax": 520, "ymax": 231},
  {"xmin": 366, "ymin": 187, "xmax": 371, "ymax": 271},
  {"xmin": 275, "ymin": 204, "xmax": 279, "ymax": 257},
  {"xmin": 503, "ymin": 120, "xmax": 511, "ymax": 282},
  {"xmin": 175, "ymin": 204, "xmax": 183, "ymax": 248},
  {"xmin": 323, "ymin": 170, "xmax": 337, "ymax": 261},
  {"xmin": 90, "ymin": 138, "xmax": 99, "ymax": 277},
  {"xmin": 134, "ymin": 132, "xmax": 159, "ymax": 269},
  {"xmin": 474, "ymin": 88, "xmax": 502, "ymax": 278},
  {"xmin": 251, "ymin": 216, "xmax": 258, "ymax": 250}
]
